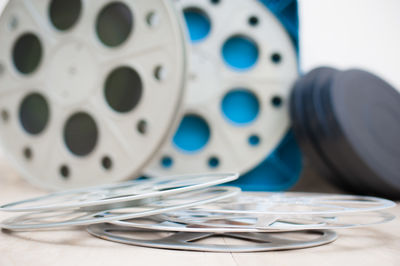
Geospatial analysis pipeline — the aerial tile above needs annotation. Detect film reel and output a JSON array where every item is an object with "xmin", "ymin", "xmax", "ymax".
[
  {"xmin": 180, "ymin": 192, "xmax": 396, "ymax": 215},
  {"xmin": 111, "ymin": 211, "xmax": 395, "ymax": 232},
  {"xmin": 146, "ymin": 0, "xmax": 298, "ymax": 178},
  {"xmin": 0, "ymin": 186, "xmax": 240, "ymax": 230},
  {"xmin": 0, "ymin": 0, "xmax": 186, "ymax": 189},
  {"xmin": 0, "ymin": 173, "xmax": 238, "ymax": 212},
  {"xmin": 87, "ymin": 224, "xmax": 337, "ymax": 252}
]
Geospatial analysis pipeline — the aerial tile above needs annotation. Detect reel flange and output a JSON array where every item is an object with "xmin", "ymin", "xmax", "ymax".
[
  {"xmin": 0, "ymin": 0, "xmax": 187, "ymax": 189},
  {"xmin": 147, "ymin": 0, "xmax": 298, "ymax": 177}
]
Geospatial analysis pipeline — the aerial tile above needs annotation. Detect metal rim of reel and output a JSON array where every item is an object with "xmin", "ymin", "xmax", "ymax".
[
  {"xmin": 87, "ymin": 223, "xmax": 338, "ymax": 253},
  {"xmin": 0, "ymin": 172, "xmax": 239, "ymax": 212},
  {"xmin": 0, "ymin": 186, "xmax": 240, "ymax": 230}
]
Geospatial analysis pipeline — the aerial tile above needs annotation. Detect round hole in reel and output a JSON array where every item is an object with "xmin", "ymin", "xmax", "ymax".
[
  {"xmin": 101, "ymin": 156, "xmax": 113, "ymax": 170},
  {"xmin": 1, "ymin": 109, "xmax": 10, "ymax": 123},
  {"xmin": 271, "ymin": 95, "xmax": 283, "ymax": 108},
  {"xmin": 153, "ymin": 65, "xmax": 166, "ymax": 81},
  {"xmin": 208, "ymin": 156, "xmax": 219, "ymax": 168},
  {"xmin": 173, "ymin": 114, "xmax": 211, "ymax": 153},
  {"xmin": 59, "ymin": 165, "xmax": 70, "ymax": 179},
  {"xmin": 63, "ymin": 112, "xmax": 98, "ymax": 157},
  {"xmin": 12, "ymin": 32, "xmax": 43, "ymax": 74},
  {"xmin": 96, "ymin": 2, "xmax": 133, "ymax": 47},
  {"xmin": 49, "ymin": 0, "xmax": 82, "ymax": 31},
  {"xmin": 104, "ymin": 66, "xmax": 143, "ymax": 113},
  {"xmin": 271, "ymin": 52, "xmax": 282, "ymax": 64},
  {"xmin": 136, "ymin": 119, "xmax": 148, "ymax": 135},
  {"xmin": 145, "ymin": 11, "xmax": 160, "ymax": 28},
  {"xmin": 161, "ymin": 156, "xmax": 173, "ymax": 168},
  {"xmin": 248, "ymin": 16, "xmax": 259, "ymax": 27},
  {"xmin": 183, "ymin": 7, "xmax": 211, "ymax": 42},
  {"xmin": 221, "ymin": 89, "xmax": 260, "ymax": 125},
  {"xmin": 23, "ymin": 147, "xmax": 33, "ymax": 160},
  {"xmin": 19, "ymin": 93, "xmax": 50, "ymax": 135},
  {"xmin": 248, "ymin": 134, "xmax": 260, "ymax": 146},
  {"xmin": 222, "ymin": 35, "xmax": 259, "ymax": 70}
]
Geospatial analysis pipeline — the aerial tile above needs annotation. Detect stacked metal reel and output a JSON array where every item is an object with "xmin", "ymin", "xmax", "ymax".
[
  {"xmin": 0, "ymin": 174, "xmax": 395, "ymax": 252},
  {"xmin": 291, "ymin": 67, "xmax": 400, "ymax": 199},
  {"xmin": 146, "ymin": 0, "xmax": 301, "ymax": 191},
  {"xmin": 0, "ymin": 0, "xmax": 186, "ymax": 189}
]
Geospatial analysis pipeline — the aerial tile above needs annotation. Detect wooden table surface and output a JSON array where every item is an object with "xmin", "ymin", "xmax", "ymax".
[{"xmin": 0, "ymin": 158, "xmax": 399, "ymax": 266}]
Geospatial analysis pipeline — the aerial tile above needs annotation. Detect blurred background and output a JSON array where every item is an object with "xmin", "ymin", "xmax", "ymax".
[{"xmin": 300, "ymin": 0, "xmax": 400, "ymax": 89}]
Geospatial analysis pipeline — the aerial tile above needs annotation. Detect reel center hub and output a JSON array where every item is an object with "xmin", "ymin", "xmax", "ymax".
[{"xmin": 47, "ymin": 41, "xmax": 97, "ymax": 104}]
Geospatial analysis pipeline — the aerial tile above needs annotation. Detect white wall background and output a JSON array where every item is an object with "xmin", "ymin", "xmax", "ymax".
[{"xmin": 299, "ymin": 0, "xmax": 400, "ymax": 89}]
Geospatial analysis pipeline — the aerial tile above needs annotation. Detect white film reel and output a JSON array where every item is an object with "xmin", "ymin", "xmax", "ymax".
[
  {"xmin": 1, "ymin": 186, "xmax": 240, "ymax": 230},
  {"xmin": 110, "ymin": 211, "xmax": 395, "ymax": 232},
  {"xmin": 0, "ymin": 172, "xmax": 239, "ymax": 212},
  {"xmin": 0, "ymin": 0, "xmax": 187, "ymax": 189},
  {"xmin": 185, "ymin": 192, "xmax": 396, "ymax": 215},
  {"xmin": 146, "ymin": 0, "xmax": 298, "ymax": 176},
  {"xmin": 87, "ymin": 224, "xmax": 337, "ymax": 252},
  {"xmin": 110, "ymin": 192, "xmax": 396, "ymax": 232}
]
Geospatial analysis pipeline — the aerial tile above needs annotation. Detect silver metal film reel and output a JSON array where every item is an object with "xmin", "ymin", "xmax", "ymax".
[
  {"xmin": 87, "ymin": 224, "xmax": 337, "ymax": 252},
  {"xmin": 110, "ymin": 211, "xmax": 395, "ymax": 232},
  {"xmin": 110, "ymin": 192, "xmax": 396, "ymax": 232},
  {"xmin": 0, "ymin": 172, "xmax": 239, "ymax": 212},
  {"xmin": 146, "ymin": 0, "xmax": 298, "ymax": 176},
  {"xmin": 184, "ymin": 192, "xmax": 397, "ymax": 215},
  {"xmin": 0, "ymin": 0, "xmax": 187, "ymax": 189},
  {"xmin": 0, "ymin": 186, "xmax": 240, "ymax": 230}
]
